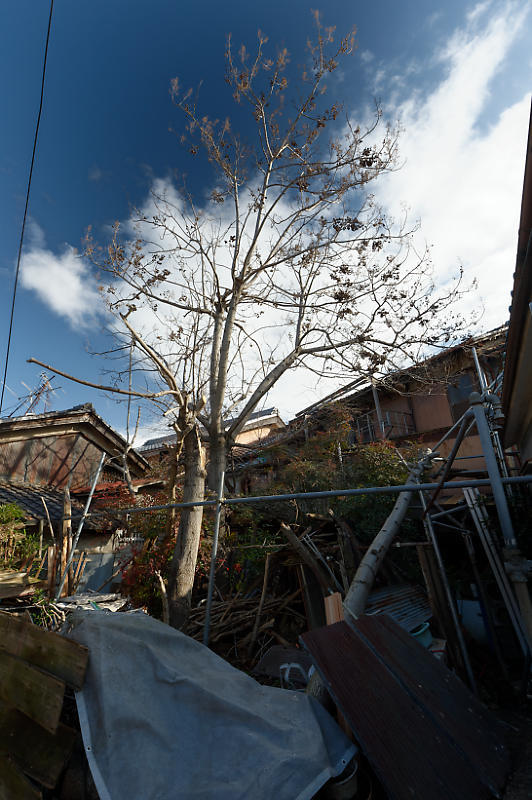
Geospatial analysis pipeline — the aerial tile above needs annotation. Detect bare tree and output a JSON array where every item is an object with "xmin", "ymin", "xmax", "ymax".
[
  {"xmin": 30, "ymin": 15, "xmax": 474, "ymax": 628},
  {"xmin": 29, "ymin": 319, "xmax": 207, "ymax": 629}
]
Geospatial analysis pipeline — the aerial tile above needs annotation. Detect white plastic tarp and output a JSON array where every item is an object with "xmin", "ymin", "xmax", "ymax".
[{"xmin": 66, "ymin": 609, "xmax": 356, "ymax": 800}]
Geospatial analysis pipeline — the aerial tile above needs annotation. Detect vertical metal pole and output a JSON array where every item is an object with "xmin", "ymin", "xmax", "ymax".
[
  {"xmin": 462, "ymin": 532, "xmax": 508, "ymax": 679},
  {"xmin": 203, "ymin": 470, "xmax": 225, "ymax": 646},
  {"xmin": 55, "ymin": 451, "xmax": 106, "ymax": 600},
  {"xmin": 471, "ymin": 347, "xmax": 487, "ymax": 392},
  {"xmin": 464, "ymin": 487, "xmax": 531, "ymax": 656},
  {"xmin": 371, "ymin": 381, "xmax": 385, "ymax": 437},
  {"xmin": 418, "ymin": 488, "xmax": 478, "ymax": 694},
  {"xmin": 473, "ymin": 355, "xmax": 511, "ymax": 483},
  {"xmin": 469, "ymin": 393, "xmax": 516, "ymax": 546}
]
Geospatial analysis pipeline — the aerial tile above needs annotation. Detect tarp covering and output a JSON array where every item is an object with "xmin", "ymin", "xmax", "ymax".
[{"xmin": 66, "ymin": 610, "xmax": 356, "ymax": 800}]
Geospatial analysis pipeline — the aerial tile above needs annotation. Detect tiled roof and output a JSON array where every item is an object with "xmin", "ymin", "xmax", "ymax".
[
  {"xmin": 0, "ymin": 403, "xmax": 149, "ymax": 475},
  {"xmin": 140, "ymin": 407, "xmax": 282, "ymax": 451},
  {"xmin": 0, "ymin": 481, "xmax": 99, "ymax": 528}
]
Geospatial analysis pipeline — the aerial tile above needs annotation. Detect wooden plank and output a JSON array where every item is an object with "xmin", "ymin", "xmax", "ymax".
[
  {"xmin": 61, "ymin": 489, "xmax": 72, "ymax": 597},
  {"xmin": 0, "ymin": 570, "xmax": 29, "ymax": 583},
  {"xmin": 0, "ymin": 651, "xmax": 65, "ymax": 734},
  {"xmin": 46, "ymin": 545, "xmax": 57, "ymax": 598},
  {"xmin": 322, "ymin": 593, "xmax": 350, "ymax": 738},
  {"xmin": 0, "ymin": 572, "xmax": 41, "ymax": 600},
  {"xmin": 0, "ymin": 610, "xmax": 88, "ymax": 689},
  {"xmin": 0, "ymin": 753, "xmax": 42, "ymax": 800},
  {"xmin": 357, "ymin": 613, "xmax": 509, "ymax": 795},
  {"xmin": 0, "ymin": 701, "xmax": 76, "ymax": 789},
  {"xmin": 72, "ymin": 550, "xmax": 85, "ymax": 591},
  {"xmin": 324, "ymin": 592, "xmax": 344, "ymax": 625},
  {"xmin": 301, "ymin": 622, "xmax": 491, "ymax": 800}
]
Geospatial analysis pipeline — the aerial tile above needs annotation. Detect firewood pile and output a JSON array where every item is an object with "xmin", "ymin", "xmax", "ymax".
[
  {"xmin": 183, "ymin": 514, "xmax": 369, "ymax": 669},
  {"xmin": 187, "ymin": 588, "xmax": 305, "ymax": 665}
]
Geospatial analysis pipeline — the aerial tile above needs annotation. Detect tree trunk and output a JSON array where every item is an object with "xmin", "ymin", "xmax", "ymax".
[
  {"xmin": 207, "ymin": 427, "xmax": 226, "ymax": 493},
  {"xmin": 307, "ymin": 458, "xmax": 427, "ymax": 704},
  {"xmin": 160, "ymin": 443, "xmax": 180, "ymax": 543},
  {"xmin": 343, "ymin": 461, "xmax": 424, "ymax": 619},
  {"xmin": 167, "ymin": 425, "xmax": 206, "ymax": 629}
]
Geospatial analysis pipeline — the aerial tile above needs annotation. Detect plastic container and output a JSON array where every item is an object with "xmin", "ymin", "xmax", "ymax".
[{"xmin": 411, "ymin": 621, "xmax": 433, "ymax": 648}]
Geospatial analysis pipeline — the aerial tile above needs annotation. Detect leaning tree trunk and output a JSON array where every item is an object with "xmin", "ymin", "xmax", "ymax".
[
  {"xmin": 307, "ymin": 458, "xmax": 427, "ymax": 703},
  {"xmin": 343, "ymin": 460, "xmax": 425, "ymax": 619},
  {"xmin": 167, "ymin": 425, "xmax": 206, "ymax": 630}
]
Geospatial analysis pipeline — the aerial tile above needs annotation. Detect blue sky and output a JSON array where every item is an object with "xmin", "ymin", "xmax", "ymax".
[{"xmin": 1, "ymin": 0, "xmax": 531, "ymax": 439}]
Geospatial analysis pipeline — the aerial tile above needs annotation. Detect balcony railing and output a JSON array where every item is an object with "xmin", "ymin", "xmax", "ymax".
[{"xmin": 351, "ymin": 409, "xmax": 416, "ymax": 444}]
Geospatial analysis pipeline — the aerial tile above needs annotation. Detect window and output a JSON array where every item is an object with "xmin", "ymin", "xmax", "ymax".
[{"xmin": 447, "ymin": 373, "xmax": 474, "ymax": 422}]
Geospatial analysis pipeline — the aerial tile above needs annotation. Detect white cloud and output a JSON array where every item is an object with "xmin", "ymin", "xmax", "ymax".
[
  {"xmin": 88, "ymin": 165, "xmax": 103, "ymax": 182},
  {"xmin": 375, "ymin": 1, "xmax": 531, "ymax": 330},
  {"xmin": 20, "ymin": 223, "xmax": 103, "ymax": 328},
  {"xmin": 426, "ymin": 11, "xmax": 443, "ymax": 29},
  {"xmin": 126, "ymin": 416, "xmax": 174, "ymax": 448},
  {"xmin": 467, "ymin": 0, "xmax": 493, "ymax": 23},
  {"xmin": 21, "ymin": 2, "xmax": 532, "ymax": 423}
]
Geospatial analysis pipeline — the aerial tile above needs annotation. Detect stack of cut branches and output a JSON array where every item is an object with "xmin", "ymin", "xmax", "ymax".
[{"xmin": 187, "ymin": 589, "xmax": 304, "ymax": 665}]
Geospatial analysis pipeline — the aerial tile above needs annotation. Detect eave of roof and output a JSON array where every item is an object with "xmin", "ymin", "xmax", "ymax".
[
  {"xmin": 296, "ymin": 325, "xmax": 508, "ymax": 419},
  {"xmin": 502, "ymin": 99, "xmax": 532, "ymax": 419},
  {"xmin": 140, "ymin": 408, "xmax": 285, "ymax": 451},
  {"xmin": 0, "ymin": 404, "xmax": 149, "ymax": 475}
]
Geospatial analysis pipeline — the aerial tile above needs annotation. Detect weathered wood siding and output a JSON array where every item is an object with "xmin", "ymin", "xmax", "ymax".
[{"xmin": 0, "ymin": 434, "xmax": 104, "ymax": 489}]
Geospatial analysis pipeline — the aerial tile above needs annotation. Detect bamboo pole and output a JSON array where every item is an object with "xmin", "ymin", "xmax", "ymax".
[
  {"xmin": 247, "ymin": 554, "xmax": 271, "ymax": 658},
  {"xmin": 41, "ymin": 497, "xmax": 55, "ymax": 540},
  {"xmin": 38, "ymin": 518, "xmax": 43, "ymax": 560},
  {"xmin": 46, "ymin": 545, "xmax": 57, "ymax": 598}
]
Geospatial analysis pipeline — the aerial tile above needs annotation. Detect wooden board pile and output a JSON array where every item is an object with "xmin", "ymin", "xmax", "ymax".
[
  {"xmin": 0, "ymin": 569, "xmax": 43, "ymax": 601},
  {"xmin": 0, "ymin": 610, "xmax": 89, "ymax": 799},
  {"xmin": 0, "ymin": 520, "xmax": 46, "ymax": 601}
]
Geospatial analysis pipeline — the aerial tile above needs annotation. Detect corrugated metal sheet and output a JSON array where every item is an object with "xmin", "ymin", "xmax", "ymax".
[
  {"xmin": 365, "ymin": 584, "xmax": 431, "ymax": 632},
  {"xmin": 301, "ymin": 614, "xmax": 509, "ymax": 800}
]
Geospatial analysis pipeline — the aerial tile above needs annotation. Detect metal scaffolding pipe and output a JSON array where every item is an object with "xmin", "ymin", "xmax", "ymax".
[
  {"xmin": 430, "ymin": 503, "xmax": 469, "ymax": 520},
  {"xmin": 417, "ymin": 485, "xmax": 478, "ymax": 694},
  {"xmin": 53, "ymin": 474, "xmax": 532, "ymax": 522},
  {"xmin": 425, "ymin": 413, "xmax": 472, "ymax": 513},
  {"xmin": 55, "ymin": 451, "xmax": 106, "ymax": 600},
  {"xmin": 203, "ymin": 471, "xmax": 225, "ymax": 646},
  {"xmin": 471, "ymin": 346, "xmax": 488, "ymax": 393},
  {"xmin": 469, "ymin": 393, "xmax": 516, "ymax": 546}
]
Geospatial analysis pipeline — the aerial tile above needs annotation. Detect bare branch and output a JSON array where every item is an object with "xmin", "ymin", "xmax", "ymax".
[{"xmin": 27, "ymin": 358, "xmax": 182, "ymax": 401}]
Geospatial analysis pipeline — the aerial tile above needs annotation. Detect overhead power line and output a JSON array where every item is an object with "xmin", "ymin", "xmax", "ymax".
[{"xmin": 0, "ymin": 0, "xmax": 54, "ymax": 415}]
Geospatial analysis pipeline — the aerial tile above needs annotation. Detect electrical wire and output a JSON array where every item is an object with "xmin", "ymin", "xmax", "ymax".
[{"xmin": 0, "ymin": 0, "xmax": 54, "ymax": 415}]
